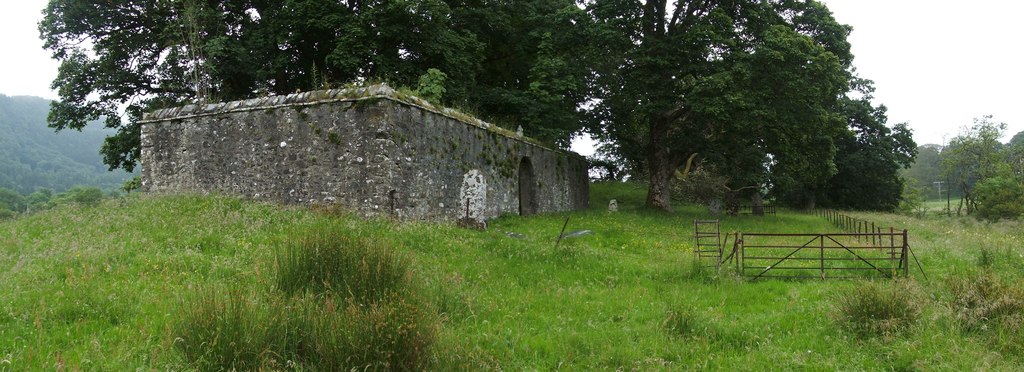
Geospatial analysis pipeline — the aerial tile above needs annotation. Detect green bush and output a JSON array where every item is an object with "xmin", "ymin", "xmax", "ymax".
[
  {"xmin": 416, "ymin": 68, "xmax": 447, "ymax": 105},
  {"xmin": 57, "ymin": 186, "xmax": 105, "ymax": 206},
  {"xmin": 897, "ymin": 179, "xmax": 927, "ymax": 217},
  {"xmin": 834, "ymin": 281, "xmax": 922, "ymax": 338},
  {"xmin": 672, "ymin": 165, "xmax": 728, "ymax": 205},
  {"xmin": 0, "ymin": 187, "xmax": 26, "ymax": 212},
  {"xmin": 974, "ymin": 176, "xmax": 1024, "ymax": 221}
]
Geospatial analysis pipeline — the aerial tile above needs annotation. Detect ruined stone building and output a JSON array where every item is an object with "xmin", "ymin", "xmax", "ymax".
[{"xmin": 139, "ymin": 85, "xmax": 589, "ymax": 222}]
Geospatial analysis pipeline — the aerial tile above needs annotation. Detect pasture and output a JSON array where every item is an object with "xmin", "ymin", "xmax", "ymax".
[{"xmin": 1, "ymin": 182, "xmax": 1022, "ymax": 369}]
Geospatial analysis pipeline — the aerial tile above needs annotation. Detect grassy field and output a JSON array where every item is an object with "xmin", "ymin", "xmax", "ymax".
[{"xmin": 2, "ymin": 182, "xmax": 1024, "ymax": 369}]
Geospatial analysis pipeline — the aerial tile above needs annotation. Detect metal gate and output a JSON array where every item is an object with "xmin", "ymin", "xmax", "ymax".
[
  {"xmin": 733, "ymin": 231, "xmax": 909, "ymax": 280},
  {"xmin": 694, "ymin": 220, "xmax": 722, "ymax": 268}
]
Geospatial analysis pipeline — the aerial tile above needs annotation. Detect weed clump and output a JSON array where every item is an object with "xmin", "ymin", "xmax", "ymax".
[
  {"xmin": 947, "ymin": 272, "xmax": 1024, "ymax": 332},
  {"xmin": 834, "ymin": 280, "xmax": 922, "ymax": 338},
  {"xmin": 276, "ymin": 228, "xmax": 408, "ymax": 303},
  {"xmin": 174, "ymin": 225, "xmax": 436, "ymax": 370},
  {"xmin": 173, "ymin": 289, "xmax": 295, "ymax": 371},
  {"xmin": 664, "ymin": 308, "xmax": 711, "ymax": 339}
]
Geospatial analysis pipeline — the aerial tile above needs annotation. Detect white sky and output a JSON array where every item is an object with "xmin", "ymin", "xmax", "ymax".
[
  {"xmin": 2, "ymin": 0, "xmax": 1022, "ymax": 149},
  {"xmin": 821, "ymin": 0, "xmax": 1024, "ymax": 145}
]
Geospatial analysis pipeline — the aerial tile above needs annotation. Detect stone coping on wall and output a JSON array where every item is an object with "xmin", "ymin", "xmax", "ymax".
[{"xmin": 140, "ymin": 84, "xmax": 576, "ymax": 156}]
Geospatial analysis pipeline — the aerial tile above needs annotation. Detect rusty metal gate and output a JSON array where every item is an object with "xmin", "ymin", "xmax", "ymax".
[
  {"xmin": 732, "ymin": 231, "xmax": 909, "ymax": 280},
  {"xmin": 694, "ymin": 220, "xmax": 722, "ymax": 268}
]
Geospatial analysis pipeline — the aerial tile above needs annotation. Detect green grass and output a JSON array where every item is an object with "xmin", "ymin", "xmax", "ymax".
[{"xmin": 2, "ymin": 183, "xmax": 1024, "ymax": 369}]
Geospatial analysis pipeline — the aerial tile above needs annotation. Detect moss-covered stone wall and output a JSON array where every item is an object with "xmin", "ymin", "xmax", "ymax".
[{"xmin": 139, "ymin": 85, "xmax": 589, "ymax": 221}]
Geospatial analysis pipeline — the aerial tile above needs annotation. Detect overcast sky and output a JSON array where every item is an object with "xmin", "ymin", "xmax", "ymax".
[{"xmin": 2, "ymin": 1, "xmax": 1021, "ymax": 148}]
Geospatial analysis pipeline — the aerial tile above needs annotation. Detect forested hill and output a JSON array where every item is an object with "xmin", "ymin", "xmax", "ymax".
[{"xmin": 0, "ymin": 94, "xmax": 132, "ymax": 194}]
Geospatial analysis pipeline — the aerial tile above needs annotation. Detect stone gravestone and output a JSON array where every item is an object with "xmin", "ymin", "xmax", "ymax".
[
  {"xmin": 707, "ymin": 199, "xmax": 722, "ymax": 216},
  {"xmin": 608, "ymin": 199, "xmax": 618, "ymax": 212},
  {"xmin": 456, "ymin": 169, "xmax": 487, "ymax": 230},
  {"xmin": 751, "ymin": 192, "xmax": 765, "ymax": 216}
]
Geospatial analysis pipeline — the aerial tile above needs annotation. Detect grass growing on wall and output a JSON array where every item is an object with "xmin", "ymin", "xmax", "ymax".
[{"xmin": 2, "ymin": 183, "xmax": 1024, "ymax": 369}]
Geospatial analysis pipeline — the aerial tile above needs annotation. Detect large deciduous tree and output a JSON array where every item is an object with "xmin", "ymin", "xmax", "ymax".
[
  {"xmin": 814, "ymin": 97, "xmax": 917, "ymax": 211},
  {"xmin": 586, "ymin": 0, "xmax": 853, "ymax": 210},
  {"xmin": 942, "ymin": 115, "xmax": 1008, "ymax": 215},
  {"xmin": 40, "ymin": 0, "xmax": 592, "ymax": 171}
]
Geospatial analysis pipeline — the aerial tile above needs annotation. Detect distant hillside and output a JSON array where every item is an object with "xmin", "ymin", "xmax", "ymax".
[{"xmin": 0, "ymin": 94, "xmax": 133, "ymax": 194}]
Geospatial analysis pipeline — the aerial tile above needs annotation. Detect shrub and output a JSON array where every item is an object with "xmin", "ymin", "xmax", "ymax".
[
  {"xmin": 275, "ymin": 226, "xmax": 408, "ymax": 303},
  {"xmin": 672, "ymin": 165, "xmax": 728, "ymax": 205},
  {"xmin": 897, "ymin": 179, "xmax": 927, "ymax": 217},
  {"xmin": 0, "ymin": 187, "xmax": 26, "ymax": 212},
  {"xmin": 947, "ymin": 273, "xmax": 1024, "ymax": 332},
  {"xmin": 57, "ymin": 186, "xmax": 104, "ymax": 206},
  {"xmin": 416, "ymin": 68, "xmax": 447, "ymax": 105},
  {"xmin": 973, "ymin": 176, "xmax": 1024, "ymax": 221},
  {"xmin": 834, "ymin": 280, "xmax": 922, "ymax": 338}
]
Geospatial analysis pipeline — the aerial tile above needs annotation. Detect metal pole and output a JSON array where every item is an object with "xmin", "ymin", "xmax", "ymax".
[
  {"xmin": 820, "ymin": 235, "xmax": 825, "ymax": 280},
  {"xmin": 890, "ymin": 227, "xmax": 894, "ymax": 251},
  {"xmin": 871, "ymin": 222, "xmax": 876, "ymax": 246},
  {"xmin": 946, "ymin": 177, "xmax": 952, "ymax": 217},
  {"xmin": 555, "ymin": 216, "xmax": 570, "ymax": 247},
  {"xmin": 693, "ymin": 220, "xmax": 698, "ymax": 260},
  {"xmin": 739, "ymin": 232, "xmax": 744, "ymax": 275},
  {"xmin": 903, "ymin": 229, "xmax": 909, "ymax": 277},
  {"xmin": 717, "ymin": 221, "xmax": 722, "ymax": 270}
]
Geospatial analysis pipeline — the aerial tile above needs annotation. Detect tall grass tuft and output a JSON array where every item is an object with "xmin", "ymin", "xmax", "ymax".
[
  {"xmin": 664, "ymin": 308, "xmax": 711, "ymax": 339},
  {"xmin": 298, "ymin": 294, "xmax": 436, "ymax": 370},
  {"xmin": 173, "ymin": 288, "xmax": 297, "ymax": 371},
  {"xmin": 275, "ymin": 226, "xmax": 408, "ymax": 303},
  {"xmin": 834, "ymin": 280, "xmax": 922, "ymax": 338},
  {"xmin": 977, "ymin": 247, "xmax": 996, "ymax": 269},
  {"xmin": 947, "ymin": 272, "xmax": 1024, "ymax": 332},
  {"xmin": 175, "ymin": 224, "xmax": 436, "ymax": 370}
]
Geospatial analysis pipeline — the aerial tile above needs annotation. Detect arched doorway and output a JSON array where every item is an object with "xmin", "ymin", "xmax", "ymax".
[{"xmin": 518, "ymin": 157, "xmax": 538, "ymax": 216}]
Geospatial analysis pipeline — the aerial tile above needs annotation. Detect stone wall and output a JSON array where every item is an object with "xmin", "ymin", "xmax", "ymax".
[{"xmin": 140, "ymin": 85, "xmax": 589, "ymax": 221}]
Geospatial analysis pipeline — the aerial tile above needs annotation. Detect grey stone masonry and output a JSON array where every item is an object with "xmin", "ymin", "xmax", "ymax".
[{"xmin": 139, "ymin": 84, "xmax": 589, "ymax": 221}]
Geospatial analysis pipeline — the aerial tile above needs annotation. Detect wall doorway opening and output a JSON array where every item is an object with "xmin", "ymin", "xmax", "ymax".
[{"xmin": 519, "ymin": 157, "xmax": 538, "ymax": 216}]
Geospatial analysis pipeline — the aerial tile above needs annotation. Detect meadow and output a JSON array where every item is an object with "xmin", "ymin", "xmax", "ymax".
[{"xmin": 1, "ymin": 182, "xmax": 1023, "ymax": 370}]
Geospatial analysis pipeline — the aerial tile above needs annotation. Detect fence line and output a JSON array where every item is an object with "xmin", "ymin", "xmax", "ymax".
[
  {"xmin": 738, "ymin": 205, "xmax": 776, "ymax": 215},
  {"xmin": 693, "ymin": 209, "xmax": 925, "ymax": 280}
]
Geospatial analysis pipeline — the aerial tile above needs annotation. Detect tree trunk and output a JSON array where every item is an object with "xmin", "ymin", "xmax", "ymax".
[
  {"xmin": 645, "ymin": 117, "xmax": 681, "ymax": 211},
  {"xmin": 724, "ymin": 190, "xmax": 739, "ymax": 215},
  {"xmin": 804, "ymin": 191, "xmax": 816, "ymax": 210}
]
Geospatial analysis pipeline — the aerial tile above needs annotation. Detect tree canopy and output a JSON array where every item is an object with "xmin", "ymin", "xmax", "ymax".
[
  {"xmin": 40, "ymin": 0, "xmax": 922, "ymax": 211},
  {"xmin": 586, "ymin": 0, "xmax": 892, "ymax": 210},
  {"xmin": 814, "ymin": 98, "xmax": 916, "ymax": 210},
  {"xmin": 40, "ymin": 0, "xmax": 592, "ymax": 171}
]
